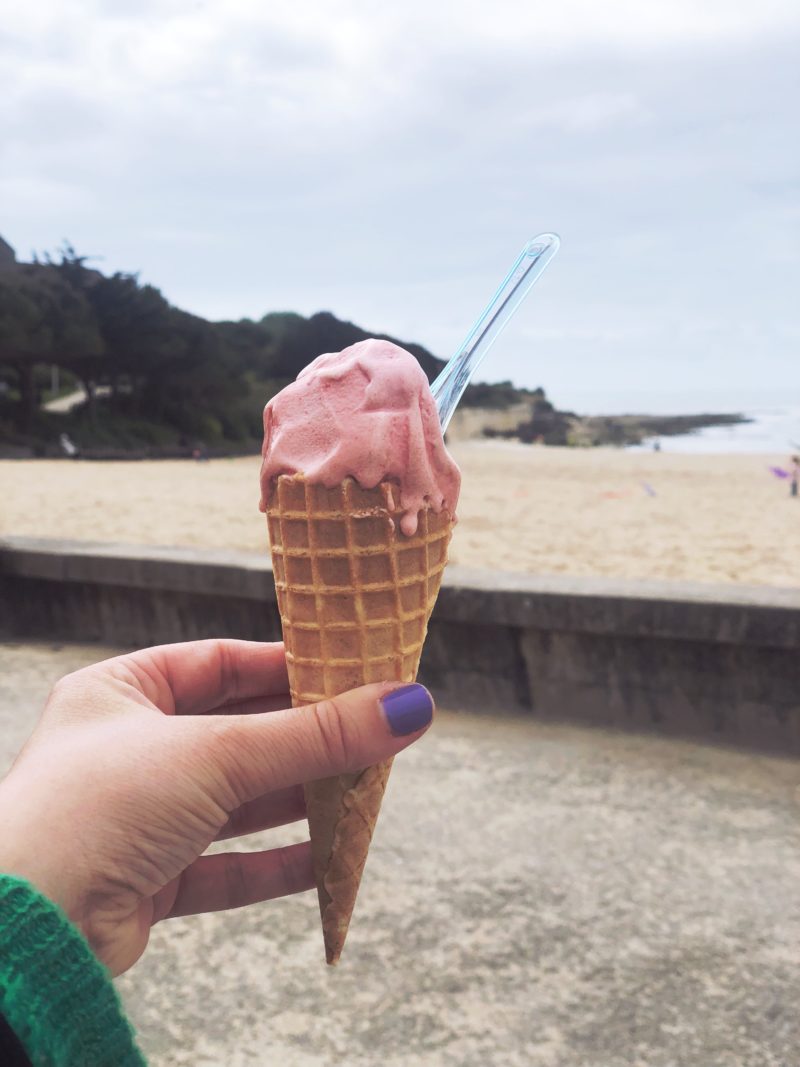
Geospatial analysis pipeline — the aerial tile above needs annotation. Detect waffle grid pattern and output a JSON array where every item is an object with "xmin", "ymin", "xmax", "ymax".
[{"xmin": 267, "ymin": 475, "xmax": 452, "ymax": 705}]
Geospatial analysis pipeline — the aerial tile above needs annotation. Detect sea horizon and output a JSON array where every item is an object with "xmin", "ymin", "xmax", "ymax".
[
  {"xmin": 526, "ymin": 386, "xmax": 797, "ymax": 454},
  {"xmin": 619, "ymin": 406, "xmax": 800, "ymax": 455}
]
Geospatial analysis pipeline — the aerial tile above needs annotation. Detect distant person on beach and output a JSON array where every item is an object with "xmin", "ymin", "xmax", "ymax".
[
  {"xmin": 791, "ymin": 455, "xmax": 799, "ymax": 498},
  {"xmin": 59, "ymin": 432, "xmax": 79, "ymax": 458},
  {"xmin": 0, "ymin": 639, "xmax": 433, "ymax": 1065}
]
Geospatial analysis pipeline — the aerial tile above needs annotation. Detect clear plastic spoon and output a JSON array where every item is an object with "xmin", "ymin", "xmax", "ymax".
[{"xmin": 431, "ymin": 233, "xmax": 560, "ymax": 432}]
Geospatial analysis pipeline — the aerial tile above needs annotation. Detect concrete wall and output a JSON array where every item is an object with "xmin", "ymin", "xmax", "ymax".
[{"xmin": 2, "ymin": 536, "xmax": 799, "ymax": 753}]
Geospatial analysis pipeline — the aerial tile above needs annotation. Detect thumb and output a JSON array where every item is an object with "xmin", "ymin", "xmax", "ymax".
[{"xmin": 192, "ymin": 682, "xmax": 434, "ymax": 804}]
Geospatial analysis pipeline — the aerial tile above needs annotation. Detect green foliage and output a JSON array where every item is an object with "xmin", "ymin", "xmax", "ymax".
[
  {"xmin": 258, "ymin": 311, "xmax": 447, "ymax": 384},
  {"xmin": 63, "ymin": 407, "xmax": 181, "ymax": 449},
  {"xmin": 461, "ymin": 380, "xmax": 538, "ymax": 409},
  {"xmin": 0, "ymin": 241, "xmax": 532, "ymax": 452},
  {"xmin": 0, "ymin": 260, "xmax": 104, "ymax": 429}
]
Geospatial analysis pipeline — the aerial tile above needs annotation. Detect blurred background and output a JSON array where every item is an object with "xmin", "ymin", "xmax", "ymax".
[
  {"xmin": 1, "ymin": 4, "xmax": 799, "ymax": 1066},
  {"xmin": 2, "ymin": 1, "xmax": 799, "ymax": 421},
  {"xmin": 1, "ymin": 0, "xmax": 798, "ymax": 584}
]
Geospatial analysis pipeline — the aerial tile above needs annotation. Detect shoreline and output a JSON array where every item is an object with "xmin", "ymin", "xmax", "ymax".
[
  {"xmin": 0, "ymin": 410, "xmax": 756, "ymax": 461},
  {"xmin": 1, "ymin": 403, "xmax": 756, "ymax": 460}
]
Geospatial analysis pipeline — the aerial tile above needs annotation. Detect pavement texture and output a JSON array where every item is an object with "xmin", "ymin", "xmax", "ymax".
[{"xmin": 1, "ymin": 641, "xmax": 798, "ymax": 1067}]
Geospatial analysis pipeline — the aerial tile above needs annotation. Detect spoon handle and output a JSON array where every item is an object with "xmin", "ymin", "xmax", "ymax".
[{"xmin": 431, "ymin": 233, "xmax": 560, "ymax": 432}]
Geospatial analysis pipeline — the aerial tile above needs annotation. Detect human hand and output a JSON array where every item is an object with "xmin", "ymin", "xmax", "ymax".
[{"xmin": 0, "ymin": 640, "xmax": 433, "ymax": 976}]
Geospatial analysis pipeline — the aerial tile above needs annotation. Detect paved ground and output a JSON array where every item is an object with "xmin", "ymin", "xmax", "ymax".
[{"xmin": 2, "ymin": 642, "xmax": 799, "ymax": 1067}]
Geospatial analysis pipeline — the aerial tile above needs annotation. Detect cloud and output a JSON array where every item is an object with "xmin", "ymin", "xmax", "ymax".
[{"xmin": 1, "ymin": 1, "xmax": 798, "ymax": 407}]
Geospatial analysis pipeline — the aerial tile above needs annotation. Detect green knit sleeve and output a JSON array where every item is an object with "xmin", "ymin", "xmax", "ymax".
[{"xmin": 0, "ymin": 875, "xmax": 146, "ymax": 1066}]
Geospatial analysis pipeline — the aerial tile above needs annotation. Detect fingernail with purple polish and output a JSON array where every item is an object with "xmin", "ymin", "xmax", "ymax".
[{"xmin": 381, "ymin": 684, "xmax": 434, "ymax": 736}]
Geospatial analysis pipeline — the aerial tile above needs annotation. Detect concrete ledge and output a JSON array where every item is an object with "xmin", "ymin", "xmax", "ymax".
[{"xmin": 2, "ymin": 536, "xmax": 799, "ymax": 753}]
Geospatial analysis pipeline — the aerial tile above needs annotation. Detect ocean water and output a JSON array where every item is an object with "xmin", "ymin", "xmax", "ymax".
[
  {"xmin": 550, "ymin": 387, "xmax": 800, "ymax": 455},
  {"xmin": 639, "ymin": 407, "xmax": 800, "ymax": 455}
]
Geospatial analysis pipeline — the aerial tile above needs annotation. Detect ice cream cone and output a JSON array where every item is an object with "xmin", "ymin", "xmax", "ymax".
[{"xmin": 266, "ymin": 473, "xmax": 453, "ymax": 964}]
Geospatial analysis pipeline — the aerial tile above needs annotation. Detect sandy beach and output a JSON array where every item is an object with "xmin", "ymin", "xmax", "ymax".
[{"xmin": 2, "ymin": 442, "xmax": 798, "ymax": 587}]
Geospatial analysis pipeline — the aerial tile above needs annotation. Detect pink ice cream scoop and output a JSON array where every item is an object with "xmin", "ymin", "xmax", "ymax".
[{"xmin": 259, "ymin": 338, "xmax": 461, "ymax": 536}]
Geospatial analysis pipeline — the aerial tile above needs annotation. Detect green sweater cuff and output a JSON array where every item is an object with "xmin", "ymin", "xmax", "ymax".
[{"xmin": 0, "ymin": 875, "xmax": 146, "ymax": 1067}]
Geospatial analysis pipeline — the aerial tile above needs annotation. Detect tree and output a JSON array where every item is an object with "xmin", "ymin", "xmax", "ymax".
[
  {"xmin": 0, "ymin": 264, "xmax": 102, "ymax": 430},
  {"xmin": 258, "ymin": 310, "xmax": 447, "ymax": 384},
  {"xmin": 1, "ymin": 239, "xmax": 530, "ymax": 451},
  {"xmin": 83, "ymin": 272, "xmax": 177, "ymax": 411}
]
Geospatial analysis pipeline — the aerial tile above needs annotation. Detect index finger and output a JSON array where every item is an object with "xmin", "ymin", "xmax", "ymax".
[{"xmin": 121, "ymin": 639, "xmax": 289, "ymax": 715}]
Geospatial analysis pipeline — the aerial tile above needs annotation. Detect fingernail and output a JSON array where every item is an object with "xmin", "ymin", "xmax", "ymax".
[{"xmin": 381, "ymin": 684, "xmax": 434, "ymax": 736}]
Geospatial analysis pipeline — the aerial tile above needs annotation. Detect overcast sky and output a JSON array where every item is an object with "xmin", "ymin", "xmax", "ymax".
[{"xmin": 2, "ymin": 1, "xmax": 799, "ymax": 411}]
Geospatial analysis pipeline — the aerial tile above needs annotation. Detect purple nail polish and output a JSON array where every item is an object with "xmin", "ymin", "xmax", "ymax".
[{"xmin": 381, "ymin": 684, "xmax": 434, "ymax": 736}]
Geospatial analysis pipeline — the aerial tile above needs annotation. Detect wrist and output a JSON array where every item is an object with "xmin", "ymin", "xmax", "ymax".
[
  {"xmin": 0, "ymin": 786, "xmax": 84, "ymax": 929},
  {"xmin": 0, "ymin": 847, "xmax": 78, "ymax": 925}
]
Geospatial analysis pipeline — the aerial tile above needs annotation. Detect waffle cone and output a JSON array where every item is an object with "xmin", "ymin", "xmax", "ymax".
[{"xmin": 266, "ymin": 474, "xmax": 453, "ymax": 964}]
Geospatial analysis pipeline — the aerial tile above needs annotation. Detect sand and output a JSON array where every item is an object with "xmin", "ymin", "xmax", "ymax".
[{"xmin": 1, "ymin": 442, "xmax": 798, "ymax": 587}]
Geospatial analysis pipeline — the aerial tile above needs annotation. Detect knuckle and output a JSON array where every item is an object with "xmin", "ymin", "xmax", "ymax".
[
  {"xmin": 47, "ymin": 671, "xmax": 80, "ymax": 704},
  {"xmin": 219, "ymin": 807, "xmax": 241, "ymax": 839},
  {"xmin": 43, "ymin": 671, "xmax": 90, "ymax": 725},
  {"xmin": 197, "ymin": 719, "xmax": 252, "ymax": 808},
  {"xmin": 215, "ymin": 641, "xmax": 242, "ymax": 705},
  {"xmin": 311, "ymin": 698, "xmax": 352, "ymax": 769}
]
